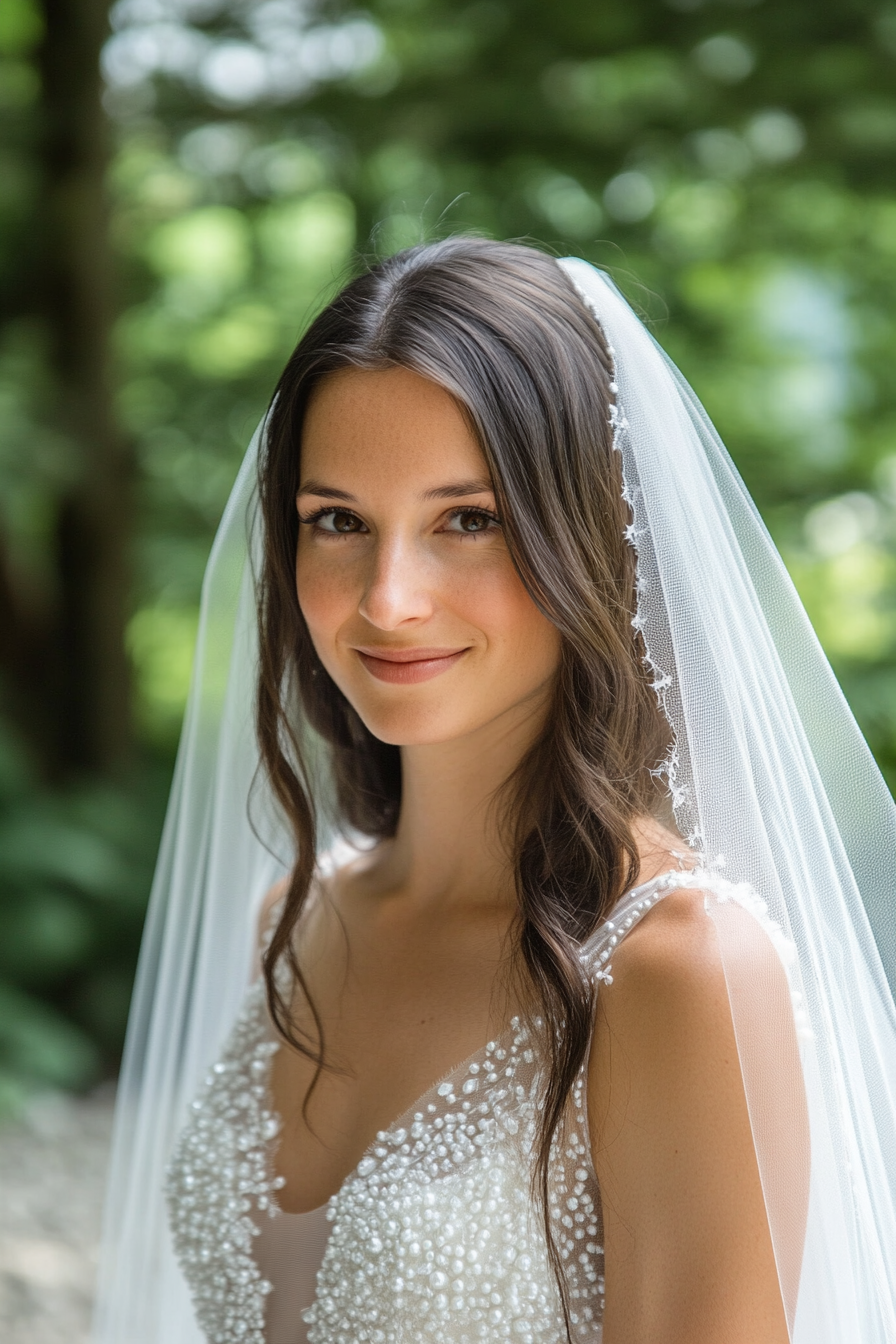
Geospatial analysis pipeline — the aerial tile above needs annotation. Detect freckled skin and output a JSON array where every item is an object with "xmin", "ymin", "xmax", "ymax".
[{"xmin": 295, "ymin": 365, "xmax": 562, "ymax": 749}]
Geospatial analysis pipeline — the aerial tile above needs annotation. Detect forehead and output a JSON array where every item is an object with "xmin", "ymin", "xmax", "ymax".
[{"xmin": 300, "ymin": 366, "xmax": 487, "ymax": 486}]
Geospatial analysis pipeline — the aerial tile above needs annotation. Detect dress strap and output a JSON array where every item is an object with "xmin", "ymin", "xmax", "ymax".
[
  {"xmin": 578, "ymin": 867, "xmax": 703, "ymax": 985},
  {"xmin": 578, "ymin": 868, "xmax": 808, "ymax": 1040}
]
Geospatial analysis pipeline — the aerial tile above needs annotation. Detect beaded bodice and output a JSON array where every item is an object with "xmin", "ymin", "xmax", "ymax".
[{"xmin": 165, "ymin": 870, "xmax": 795, "ymax": 1344}]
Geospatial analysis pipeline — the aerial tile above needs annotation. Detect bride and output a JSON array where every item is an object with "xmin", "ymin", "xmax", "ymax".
[{"xmin": 92, "ymin": 238, "xmax": 896, "ymax": 1344}]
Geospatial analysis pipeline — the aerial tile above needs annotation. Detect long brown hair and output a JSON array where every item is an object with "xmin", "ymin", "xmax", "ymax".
[{"xmin": 257, "ymin": 236, "xmax": 671, "ymax": 1325}]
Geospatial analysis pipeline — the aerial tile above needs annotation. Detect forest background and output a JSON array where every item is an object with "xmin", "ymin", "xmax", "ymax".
[{"xmin": 2, "ymin": 0, "xmax": 896, "ymax": 1111}]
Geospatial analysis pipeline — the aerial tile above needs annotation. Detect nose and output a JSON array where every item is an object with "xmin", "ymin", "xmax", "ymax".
[{"xmin": 357, "ymin": 534, "xmax": 434, "ymax": 630}]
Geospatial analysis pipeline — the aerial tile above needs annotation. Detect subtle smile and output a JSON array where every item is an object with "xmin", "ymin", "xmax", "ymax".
[{"xmin": 354, "ymin": 646, "xmax": 470, "ymax": 684}]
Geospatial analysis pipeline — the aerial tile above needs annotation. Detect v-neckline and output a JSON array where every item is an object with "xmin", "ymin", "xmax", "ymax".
[
  {"xmin": 265, "ymin": 866, "xmax": 690, "ymax": 1215},
  {"xmin": 265, "ymin": 1013, "xmax": 522, "ymax": 1217},
  {"xmin": 340, "ymin": 866, "xmax": 694, "ymax": 1165}
]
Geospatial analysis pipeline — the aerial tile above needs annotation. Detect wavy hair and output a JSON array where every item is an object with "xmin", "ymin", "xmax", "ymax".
[{"xmin": 256, "ymin": 236, "xmax": 671, "ymax": 1328}]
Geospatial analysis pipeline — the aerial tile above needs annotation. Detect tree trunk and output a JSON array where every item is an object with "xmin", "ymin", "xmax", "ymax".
[{"xmin": 34, "ymin": 0, "xmax": 132, "ymax": 776}]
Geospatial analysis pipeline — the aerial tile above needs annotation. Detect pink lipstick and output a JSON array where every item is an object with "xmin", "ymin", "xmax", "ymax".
[{"xmin": 354, "ymin": 646, "xmax": 469, "ymax": 684}]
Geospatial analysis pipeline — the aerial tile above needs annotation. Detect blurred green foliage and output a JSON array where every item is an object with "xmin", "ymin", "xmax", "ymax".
[
  {"xmin": 3, "ymin": 0, "xmax": 896, "ymax": 1110},
  {"xmin": 0, "ymin": 720, "xmax": 168, "ymax": 1113}
]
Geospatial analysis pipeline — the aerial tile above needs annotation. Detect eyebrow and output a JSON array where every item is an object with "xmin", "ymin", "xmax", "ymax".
[
  {"xmin": 422, "ymin": 478, "xmax": 494, "ymax": 501},
  {"xmin": 297, "ymin": 482, "xmax": 356, "ymax": 502},
  {"xmin": 297, "ymin": 478, "xmax": 495, "ymax": 502}
]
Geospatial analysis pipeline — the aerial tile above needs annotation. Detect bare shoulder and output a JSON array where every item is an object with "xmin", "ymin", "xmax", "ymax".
[
  {"xmin": 592, "ymin": 881, "xmax": 798, "ymax": 1104},
  {"xmin": 588, "ymin": 885, "xmax": 756, "ymax": 1115},
  {"xmin": 588, "ymin": 885, "xmax": 737, "ymax": 1135},
  {"xmin": 587, "ymin": 881, "xmax": 799, "ymax": 1341},
  {"xmin": 604, "ymin": 879, "xmax": 791, "ymax": 1006},
  {"xmin": 604, "ymin": 884, "xmax": 727, "ymax": 1000}
]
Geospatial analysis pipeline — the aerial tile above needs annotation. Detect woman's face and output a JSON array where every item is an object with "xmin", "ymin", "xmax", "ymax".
[{"xmin": 296, "ymin": 366, "xmax": 562, "ymax": 748}]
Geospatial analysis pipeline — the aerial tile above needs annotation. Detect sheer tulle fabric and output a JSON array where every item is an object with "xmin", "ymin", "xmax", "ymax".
[
  {"xmin": 91, "ymin": 439, "xmax": 291, "ymax": 1343},
  {"xmin": 91, "ymin": 260, "xmax": 896, "ymax": 1343},
  {"xmin": 560, "ymin": 260, "xmax": 896, "ymax": 1339}
]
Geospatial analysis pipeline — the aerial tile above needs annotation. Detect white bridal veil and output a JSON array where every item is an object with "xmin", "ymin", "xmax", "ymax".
[{"xmin": 91, "ymin": 258, "xmax": 896, "ymax": 1343}]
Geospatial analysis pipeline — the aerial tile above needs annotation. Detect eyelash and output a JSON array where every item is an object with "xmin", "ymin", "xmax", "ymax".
[
  {"xmin": 298, "ymin": 507, "xmax": 363, "ymax": 533},
  {"xmin": 448, "ymin": 506, "xmax": 502, "ymax": 532},
  {"xmin": 298, "ymin": 506, "xmax": 502, "ymax": 535}
]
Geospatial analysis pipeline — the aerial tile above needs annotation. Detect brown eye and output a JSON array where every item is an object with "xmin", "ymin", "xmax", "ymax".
[
  {"xmin": 444, "ymin": 508, "xmax": 500, "ymax": 534},
  {"xmin": 308, "ymin": 508, "xmax": 367, "ymax": 534},
  {"xmin": 462, "ymin": 512, "xmax": 488, "ymax": 531}
]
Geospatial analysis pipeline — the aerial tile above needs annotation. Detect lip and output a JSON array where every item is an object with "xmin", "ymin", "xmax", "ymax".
[{"xmin": 353, "ymin": 645, "xmax": 470, "ymax": 684}]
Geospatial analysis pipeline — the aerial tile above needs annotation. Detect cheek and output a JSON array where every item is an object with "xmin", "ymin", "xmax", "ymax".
[
  {"xmin": 458, "ymin": 557, "xmax": 561, "ymax": 675},
  {"xmin": 295, "ymin": 546, "xmax": 354, "ymax": 644}
]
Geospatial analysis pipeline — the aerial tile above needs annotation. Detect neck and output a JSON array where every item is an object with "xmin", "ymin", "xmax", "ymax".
[{"xmin": 378, "ymin": 690, "xmax": 550, "ymax": 911}]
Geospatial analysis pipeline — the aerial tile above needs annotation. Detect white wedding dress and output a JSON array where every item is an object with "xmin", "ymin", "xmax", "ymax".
[{"xmin": 164, "ymin": 868, "xmax": 801, "ymax": 1344}]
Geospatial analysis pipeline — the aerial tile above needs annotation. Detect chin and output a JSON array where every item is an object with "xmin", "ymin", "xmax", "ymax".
[{"xmin": 354, "ymin": 702, "xmax": 471, "ymax": 748}]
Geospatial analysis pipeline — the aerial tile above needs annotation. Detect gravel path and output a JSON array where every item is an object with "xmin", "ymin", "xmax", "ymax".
[{"xmin": 0, "ymin": 1089, "xmax": 115, "ymax": 1344}]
